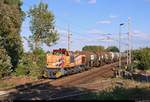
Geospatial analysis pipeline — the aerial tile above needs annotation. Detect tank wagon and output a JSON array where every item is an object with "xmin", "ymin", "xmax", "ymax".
[{"xmin": 45, "ymin": 48, "xmax": 125, "ymax": 78}]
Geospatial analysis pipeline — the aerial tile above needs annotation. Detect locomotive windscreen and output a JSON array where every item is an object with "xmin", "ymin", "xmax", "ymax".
[{"xmin": 52, "ymin": 49, "xmax": 69, "ymax": 55}]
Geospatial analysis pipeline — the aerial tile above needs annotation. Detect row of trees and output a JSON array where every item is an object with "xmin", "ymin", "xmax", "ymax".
[
  {"xmin": 82, "ymin": 45, "xmax": 119, "ymax": 52},
  {"xmin": 0, "ymin": 0, "xmax": 59, "ymax": 79}
]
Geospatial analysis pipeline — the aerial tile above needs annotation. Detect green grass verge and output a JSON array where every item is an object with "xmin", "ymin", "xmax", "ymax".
[
  {"xmin": 78, "ymin": 86, "xmax": 145, "ymax": 100},
  {"xmin": 0, "ymin": 82, "xmax": 16, "ymax": 90}
]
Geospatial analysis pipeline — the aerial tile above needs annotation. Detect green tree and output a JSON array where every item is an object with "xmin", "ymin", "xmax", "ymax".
[
  {"xmin": 0, "ymin": 48, "xmax": 12, "ymax": 79},
  {"xmin": 133, "ymin": 47, "xmax": 150, "ymax": 70},
  {"xmin": 26, "ymin": 2, "xmax": 59, "ymax": 78},
  {"xmin": 0, "ymin": 0, "xmax": 25, "ymax": 70},
  {"xmin": 106, "ymin": 46, "xmax": 119, "ymax": 52},
  {"xmin": 82, "ymin": 45, "xmax": 104, "ymax": 52},
  {"xmin": 23, "ymin": 36, "xmax": 47, "ymax": 78},
  {"xmin": 28, "ymin": 2, "xmax": 59, "ymax": 50}
]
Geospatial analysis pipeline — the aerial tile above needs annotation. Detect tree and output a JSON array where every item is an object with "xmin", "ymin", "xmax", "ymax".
[
  {"xmin": 132, "ymin": 47, "xmax": 150, "ymax": 70},
  {"xmin": 106, "ymin": 46, "xmax": 119, "ymax": 52},
  {"xmin": 28, "ymin": 2, "xmax": 59, "ymax": 50},
  {"xmin": 0, "ymin": 0, "xmax": 25, "ymax": 70},
  {"xmin": 0, "ymin": 48, "xmax": 12, "ymax": 79},
  {"xmin": 26, "ymin": 2, "xmax": 59, "ymax": 78},
  {"xmin": 82, "ymin": 45, "xmax": 104, "ymax": 52}
]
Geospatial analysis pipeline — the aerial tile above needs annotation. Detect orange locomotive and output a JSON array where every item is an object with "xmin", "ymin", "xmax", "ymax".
[{"xmin": 46, "ymin": 48, "xmax": 86, "ymax": 78}]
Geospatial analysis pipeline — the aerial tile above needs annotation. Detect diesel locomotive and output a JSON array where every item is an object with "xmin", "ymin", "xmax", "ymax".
[{"xmin": 45, "ymin": 48, "xmax": 126, "ymax": 78}]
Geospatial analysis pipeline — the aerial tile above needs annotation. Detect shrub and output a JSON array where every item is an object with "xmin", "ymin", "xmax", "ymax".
[
  {"xmin": 15, "ymin": 63, "xmax": 29, "ymax": 76},
  {"xmin": 0, "ymin": 48, "xmax": 12, "ymax": 79},
  {"xmin": 30, "ymin": 48, "xmax": 46, "ymax": 79},
  {"xmin": 15, "ymin": 53, "xmax": 31, "ymax": 76},
  {"xmin": 29, "ymin": 62, "xmax": 41, "ymax": 79},
  {"xmin": 133, "ymin": 48, "xmax": 150, "ymax": 70},
  {"xmin": 15, "ymin": 48, "xmax": 46, "ymax": 78}
]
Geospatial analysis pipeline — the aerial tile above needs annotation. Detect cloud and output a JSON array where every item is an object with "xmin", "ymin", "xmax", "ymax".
[
  {"xmin": 87, "ymin": 0, "xmax": 96, "ymax": 4},
  {"xmin": 62, "ymin": 12, "xmax": 69, "ymax": 17},
  {"xmin": 132, "ymin": 30, "xmax": 142, "ymax": 37},
  {"xmin": 96, "ymin": 36, "xmax": 113, "ymax": 42},
  {"xmin": 96, "ymin": 15, "xmax": 117, "ymax": 25},
  {"xmin": 96, "ymin": 20, "xmax": 112, "ymax": 24},
  {"xmin": 87, "ymin": 29, "xmax": 103, "ymax": 34},
  {"xmin": 132, "ymin": 30, "xmax": 150, "ymax": 40},
  {"xmin": 56, "ymin": 28, "xmax": 67, "ymax": 34},
  {"xmin": 109, "ymin": 15, "xmax": 118, "ymax": 19}
]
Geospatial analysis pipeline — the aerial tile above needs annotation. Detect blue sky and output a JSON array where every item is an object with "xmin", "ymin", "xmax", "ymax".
[{"xmin": 21, "ymin": 0, "xmax": 150, "ymax": 52}]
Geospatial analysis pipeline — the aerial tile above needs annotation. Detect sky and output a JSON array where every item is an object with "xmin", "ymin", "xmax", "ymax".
[{"xmin": 21, "ymin": 0, "xmax": 150, "ymax": 52}]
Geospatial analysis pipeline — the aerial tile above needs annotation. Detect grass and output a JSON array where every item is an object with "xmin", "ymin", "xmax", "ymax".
[
  {"xmin": 78, "ymin": 78, "xmax": 150, "ymax": 100},
  {"xmin": 79, "ymin": 87, "xmax": 129, "ymax": 100},
  {"xmin": 0, "ymin": 82, "xmax": 15, "ymax": 90}
]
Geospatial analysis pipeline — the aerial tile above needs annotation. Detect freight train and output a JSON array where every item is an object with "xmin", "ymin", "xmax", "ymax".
[{"xmin": 45, "ymin": 48, "xmax": 126, "ymax": 78}]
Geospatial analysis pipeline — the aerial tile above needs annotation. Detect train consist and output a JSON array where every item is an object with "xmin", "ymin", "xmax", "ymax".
[{"xmin": 46, "ymin": 48, "xmax": 126, "ymax": 78}]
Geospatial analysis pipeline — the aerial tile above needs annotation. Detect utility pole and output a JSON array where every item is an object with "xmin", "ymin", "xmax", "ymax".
[
  {"xmin": 118, "ymin": 23, "xmax": 124, "ymax": 77},
  {"xmin": 67, "ymin": 25, "xmax": 71, "ymax": 51},
  {"xmin": 119, "ymin": 24, "xmax": 124, "ymax": 67},
  {"xmin": 128, "ymin": 17, "xmax": 132, "ymax": 64}
]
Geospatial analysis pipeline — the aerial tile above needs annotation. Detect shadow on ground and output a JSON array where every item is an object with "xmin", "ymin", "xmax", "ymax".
[
  {"xmin": 76, "ymin": 86, "xmax": 150, "ymax": 101},
  {"xmin": 132, "ymin": 73, "xmax": 150, "ymax": 82},
  {"xmin": 5, "ymin": 81, "xmax": 92, "ymax": 101},
  {"xmin": 1, "ymin": 79, "xmax": 149, "ymax": 101}
]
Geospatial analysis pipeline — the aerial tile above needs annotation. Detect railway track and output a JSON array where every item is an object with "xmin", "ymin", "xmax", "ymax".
[
  {"xmin": 50, "ymin": 60, "xmax": 126, "ymax": 86},
  {"xmin": 0, "ymin": 60, "xmax": 126, "ymax": 101},
  {"xmin": 47, "ymin": 61, "xmax": 125, "ymax": 100}
]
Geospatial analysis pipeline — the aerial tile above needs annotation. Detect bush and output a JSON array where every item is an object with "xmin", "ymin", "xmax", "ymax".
[
  {"xmin": 15, "ymin": 53, "xmax": 31, "ymax": 76},
  {"xmin": 15, "ymin": 63, "xmax": 29, "ymax": 76},
  {"xmin": 133, "ymin": 48, "xmax": 150, "ymax": 70},
  {"xmin": 31, "ymin": 48, "xmax": 46, "ymax": 78},
  {"xmin": 15, "ymin": 48, "xmax": 46, "ymax": 79},
  {"xmin": 0, "ymin": 48, "xmax": 12, "ymax": 79},
  {"xmin": 29, "ymin": 62, "xmax": 41, "ymax": 79},
  {"xmin": 33, "ymin": 48, "xmax": 46, "ymax": 68}
]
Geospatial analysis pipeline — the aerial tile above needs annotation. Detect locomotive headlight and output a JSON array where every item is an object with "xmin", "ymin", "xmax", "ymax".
[
  {"xmin": 99, "ymin": 56, "xmax": 101, "ymax": 61},
  {"xmin": 56, "ymin": 58, "xmax": 59, "ymax": 62},
  {"xmin": 91, "ymin": 55, "xmax": 94, "ymax": 60},
  {"xmin": 52, "ymin": 63, "xmax": 56, "ymax": 66}
]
